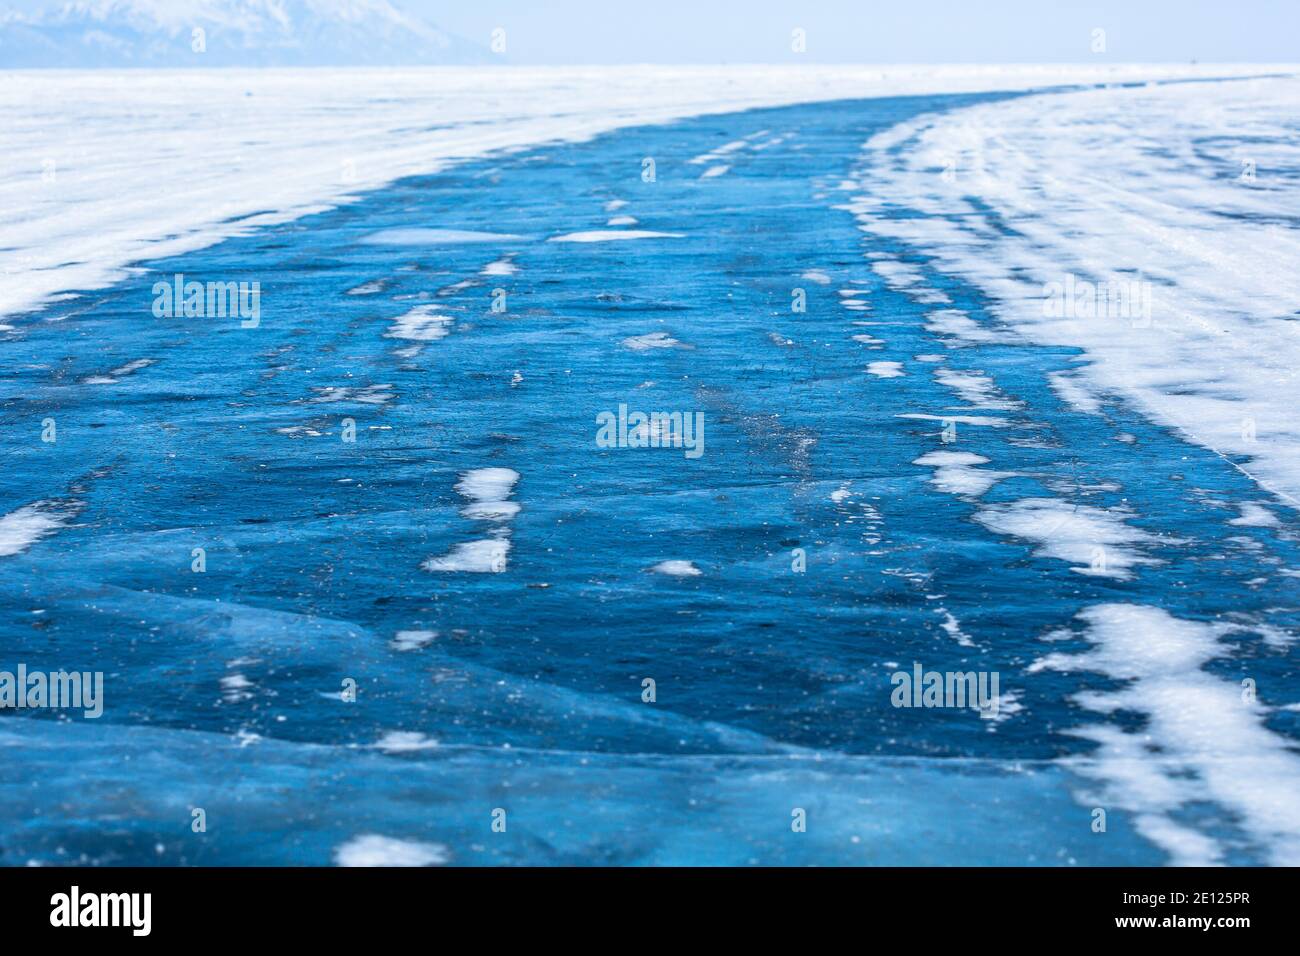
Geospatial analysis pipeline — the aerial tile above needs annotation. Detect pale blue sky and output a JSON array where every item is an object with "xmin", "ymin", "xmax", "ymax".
[
  {"xmin": 416, "ymin": 0, "xmax": 1297, "ymax": 63},
  {"xmin": 4, "ymin": 0, "xmax": 1296, "ymax": 63}
]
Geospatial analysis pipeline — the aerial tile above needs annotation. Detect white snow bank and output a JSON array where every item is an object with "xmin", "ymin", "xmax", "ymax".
[
  {"xmin": 1, "ymin": 64, "xmax": 1278, "ymax": 324},
  {"xmin": 849, "ymin": 73, "xmax": 1300, "ymax": 508}
]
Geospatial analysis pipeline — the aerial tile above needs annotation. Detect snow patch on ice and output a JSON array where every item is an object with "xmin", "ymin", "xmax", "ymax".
[
  {"xmin": 422, "ymin": 539, "xmax": 510, "ymax": 574},
  {"xmin": 83, "ymin": 358, "xmax": 155, "ymax": 385},
  {"xmin": 1038, "ymin": 604, "xmax": 1300, "ymax": 866},
  {"xmin": 1229, "ymin": 502, "xmax": 1278, "ymax": 528},
  {"xmin": 480, "ymin": 258, "xmax": 517, "ymax": 277},
  {"xmin": 455, "ymin": 467, "xmax": 521, "ymax": 521},
  {"xmin": 867, "ymin": 361, "xmax": 904, "ymax": 378},
  {"xmin": 334, "ymin": 834, "xmax": 449, "ymax": 867},
  {"xmin": 897, "ymin": 413, "xmax": 1009, "ymax": 427},
  {"xmin": 391, "ymin": 630, "xmax": 437, "ymax": 652},
  {"xmin": 0, "ymin": 500, "xmax": 83, "ymax": 558},
  {"xmin": 914, "ymin": 451, "xmax": 1009, "ymax": 498},
  {"xmin": 650, "ymin": 560, "xmax": 702, "ymax": 577},
  {"xmin": 385, "ymin": 304, "xmax": 452, "ymax": 342},
  {"xmin": 974, "ymin": 498, "xmax": 1163, "ymax": 579},
  {"xmin": 372, "ymin": 731, "xmax": 439, "ymax": 753},
  {"xmin": 934, "ymin": 368, "xmax": 1021, "ymax": 410},
  {"xmin": 938, "ymin": 609, "xmax": 976, "ymax": 648}
]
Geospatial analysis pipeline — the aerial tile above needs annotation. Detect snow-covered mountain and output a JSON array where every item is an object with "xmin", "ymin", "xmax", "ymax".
[{"xmin": 0, "ymin": 0, "xmax": 491, "ymax": 66}]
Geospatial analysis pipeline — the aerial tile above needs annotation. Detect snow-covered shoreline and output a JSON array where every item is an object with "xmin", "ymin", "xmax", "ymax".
[
  {"xmin": 848, "ymin": 72, "xmax": 1300, "ymax": 509},
  {"xmin": 0, "ymin": 63, "xmax": 1285, "ymax": 328}
]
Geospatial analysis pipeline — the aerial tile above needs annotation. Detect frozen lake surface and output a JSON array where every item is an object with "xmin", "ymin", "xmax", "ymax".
[{"xmin": 1, "ymin": 77, "xmax": 1298, "ymax": 865}]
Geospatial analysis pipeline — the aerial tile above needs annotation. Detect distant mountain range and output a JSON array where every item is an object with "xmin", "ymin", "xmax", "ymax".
[{"xmin": 0, "ymin": 0, "xmax": 492, "ymax": 66}]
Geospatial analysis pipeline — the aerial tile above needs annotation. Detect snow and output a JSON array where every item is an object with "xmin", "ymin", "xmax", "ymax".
[
  {"xmin": 421, "ymin": 538, "xmax": 509, "ymax": 573},
  {"xmin": 0, "ymin": 501, "xmax": 82, "ymax": 558},
  {"xmin": 1035, "ymin": 604, "xmax": 1300, "ymax": 866},
  {"xmin": 896, "ymin": 412, "xmax": 1008, "ymax": 427},
  {"xmin": 2, "ymin": 64, "xmax": 1275, "ymax": 329},
  {"xmin": 974, "ymin": 497, "xmax": 1164, "ymax": 579},
  {"xmin": 334, "ymin": 834, "xmax": 449, "ymax": 866},
  {"xmin": 422, "ymin": 468, "xmax": 520, "ymax": 572},
  {"xmin": 384, "ymin": 305, "xmax": 452, "ymax": 342},
  {"xmin": 923, "ymin": 309, "xmax": 1007, "ymax": 345},
  {"xmin": 933, "ymin": 368, "xmax": 1020, "ymax": 410},
  {"xmin": 913, "ymin": 450, "xmax": 1009, "ymax": 498},
  {"xmin": 455, "ymin": 467, "xmax": 521, "ymax": 521},
  {"xmin": 1229, "ymin": 502, "xmax": 1279, "ymax": 528},
  {"xmin": 371, "ymin": 731, "xmax": 439, "ymax": 753},
  {"xmin": 391, "ymin": 630, "xmax": 437, "ymax": 652},
  {"xmin": 649, "ymin": 560, "xmax": 702, "ymax": 577},
  {"xmin": 937, "ymin": 609, "xmax": 975, "ymax": 648},
  {"xmin": 849, "ymin": 73, "xmax": 1300, "ymax": 510}
]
